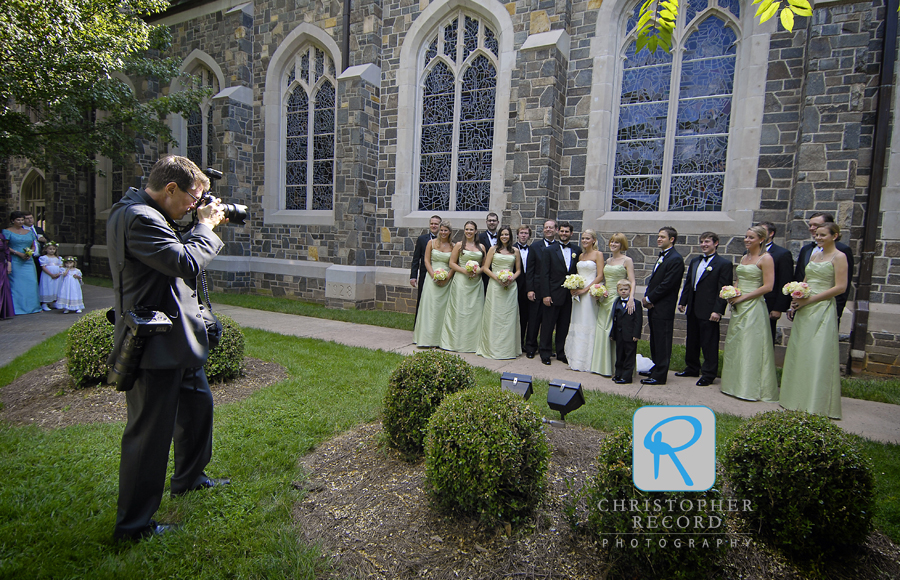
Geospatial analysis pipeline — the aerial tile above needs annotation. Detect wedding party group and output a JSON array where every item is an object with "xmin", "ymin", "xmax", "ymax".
[
  {"xmin": 0, "ymin": 210, "xmax": 85, "ymax": 319},
  {"xmin": 410, "ymin": 212, "xmax": 852, "ymax": 420}
]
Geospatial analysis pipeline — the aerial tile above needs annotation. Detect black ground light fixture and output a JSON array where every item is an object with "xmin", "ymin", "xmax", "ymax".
[
  {"xmin": 500, "ymin": 372, "xmax": 533, "ymax": 400},
  {"xmin": 547, "ymin": 379, "xmax": 585, "ymax": 421}
]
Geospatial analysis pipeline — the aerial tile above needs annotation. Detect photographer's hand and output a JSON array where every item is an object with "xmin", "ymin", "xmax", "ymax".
[{"xmin": 197, "ymin": 197, "xmax": 226, "ymax": 229}]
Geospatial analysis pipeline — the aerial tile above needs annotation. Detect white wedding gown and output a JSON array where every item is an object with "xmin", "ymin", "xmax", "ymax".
[{"xmin": 565, "ymin": 260, "xmax": 599, "ymax": 371}]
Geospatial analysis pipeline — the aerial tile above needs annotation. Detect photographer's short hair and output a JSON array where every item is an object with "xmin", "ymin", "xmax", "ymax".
[{"xmin": 147, "ymin": 155, "xmax": 209, "ymax": 194}]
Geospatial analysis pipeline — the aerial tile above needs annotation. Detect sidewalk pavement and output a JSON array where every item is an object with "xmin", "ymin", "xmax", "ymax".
[{"xmin": 1, "ymin": 284, "xmax": 898, "ymax": 444}]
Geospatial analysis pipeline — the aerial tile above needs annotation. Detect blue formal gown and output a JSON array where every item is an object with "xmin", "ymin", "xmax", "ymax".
[{"xmin": 1, "ymin": 229, "xmax": 41, "ymax": 315}]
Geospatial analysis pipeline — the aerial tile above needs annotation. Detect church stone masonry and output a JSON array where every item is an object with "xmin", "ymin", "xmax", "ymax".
[{"xmin": 6, "ymin": 0, "xmax": 900, "ymax": 373}]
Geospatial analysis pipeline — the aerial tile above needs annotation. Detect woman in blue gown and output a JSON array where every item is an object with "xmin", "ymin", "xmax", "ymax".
[{"xmin": 2, "ymin": 211, "xmax": 41, "ymax": 315}]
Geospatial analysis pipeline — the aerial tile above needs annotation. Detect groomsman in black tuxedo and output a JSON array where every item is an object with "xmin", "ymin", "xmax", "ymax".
[
  {"xmin": 524, "ymin": 219, "xmax": 558, "ymax": 358},
  {"xmin": 759, "ymin": 221, "xmax": 794, "ymax": 343},
  {"xmin": 676, "ymin": 232, "xmax": 731, "ymax": 386},
  {"xmin": 539, "ymin": 222, "xmax": 580, "ymax": 365},
  {"xmin": 477, "ymin": 212, "xmax": 500, "ymax": 292},
  {"xmin": 794, "ymin": 212, "xmax": 854, "ymax": 323},
  {"xmin": 641, "ymin": 227, "xmax": 685, "ymax": 385},
  {"xmin": 515, "ymin": 225, "xmax": 534, "ymax": 351},
  {"xmin": 409, "ymin": 215, "xmax": 441, "ymax": 322}
]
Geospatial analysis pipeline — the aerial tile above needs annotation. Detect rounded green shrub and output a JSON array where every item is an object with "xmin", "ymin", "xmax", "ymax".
[
  {"xmin": 722, "ymin": 410, "xmax": 875, "ymax": 557},
  {"xmin": 382, "ymin": 350, "xmax": 475, "ymax": 455},
  {"xmin": 66, "ymin": 309, "xmax": 115, "ymax": 388},
  {"xmin": 204, "ymin": 314, "xmax": 245, "ymax": 383},
  {"xmin": 424, "ymin": 386, "xmax": 550, "ymax": 524},
  {"xmin": 582, "ymin": 428, "xmax": 727, "ymax": 580}
]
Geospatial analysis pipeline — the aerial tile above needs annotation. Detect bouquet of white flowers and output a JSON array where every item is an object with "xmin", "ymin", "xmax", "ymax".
[
  {"xmin": 782, "ymin": 281, "xmax": 811, "ymax": 299},
  {"xmin": 719, "ymin": 285, "xmax": 741, "ymax": 300},
  {"xmin": 562, "ymin": 274, "xmax": 586, "ymax": 290},
  {"xmin": 588, "ymin": 284, "xmax": 608, "ymax": 299},
  {"xmin": 497, "ymin": 269, "xmax": 513, "ymax": 289},
  {"xmin": 433, "ymin": 268, "xmax": 449, "ymax": 282},
  {"xmin": 465, "ymin": 260, "xmax": 480, "ymax": 274}
]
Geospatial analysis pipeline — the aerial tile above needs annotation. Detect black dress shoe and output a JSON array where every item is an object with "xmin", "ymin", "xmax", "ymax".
[
  {"xmin": 541, "ymin": 358, "xmax": 551, "ymax": 365},
  {"xmin": 613, "ymin": 378, "xmax": 632, "ymax": 384},
  {"xmin": 640, "ymin": 378, "xmax": 665, "ymax": 386},
  {"xmin": 675, "ymin": 371, "xmax": 700, "ymax": 377},
  {"xmin": 696, "ymin": 378, "xmax": 712, "ymax": 387},
  {"xmin": 638, "ymin": 370, "xmax": 652, "ymax": 377},
  {"xmin": 557, "ymin": 355, "xmax": 569, "ymax": 364},
  {"xmin": 612, "ymin": 376, "xmax": 621, "ymax": 381},
  {"xmin": 172, "ymin": 477, "xmax": 231, "ymax": 497}
]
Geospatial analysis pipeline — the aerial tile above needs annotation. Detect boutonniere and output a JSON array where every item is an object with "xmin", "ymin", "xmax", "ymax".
[
  {"xmin": 705, "ymin": 266, "xmax": 713, "ymax": 272},
  {"xmin": 656, "ymin": 256, "xmax": 664, "ymax": 265}
]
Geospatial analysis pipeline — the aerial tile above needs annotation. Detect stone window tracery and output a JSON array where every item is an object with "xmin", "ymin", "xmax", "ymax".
[
  {"xmin": 613, "ymin": 0, "xmax": 738, "ymax": 212},
  {"xmin": 186, "ymin": 65, "xmax": 218, "ymax": 170},
  {"xmin": 284, "ymin": 46, "xmax": 335, "ymax": 211},
  {"xmin": 417, "ymin": 13, "xmax": 499, "ymax": 212}
]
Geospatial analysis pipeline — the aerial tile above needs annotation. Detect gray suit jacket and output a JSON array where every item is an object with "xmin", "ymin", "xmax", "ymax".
[{"xmin": 106, "ymin": 188, "xmax": 224, "ymax": 370}]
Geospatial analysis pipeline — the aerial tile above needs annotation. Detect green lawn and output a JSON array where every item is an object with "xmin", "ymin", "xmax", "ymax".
[{"xmin": 0, "ymin": 328, "xmax": 898, "ymax": 578}]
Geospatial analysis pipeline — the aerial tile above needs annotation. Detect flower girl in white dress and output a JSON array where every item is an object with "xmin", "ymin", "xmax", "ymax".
[
  {"xmin": 38, "ymin": 242, "xmax": 63, "ymax": 311},
  {"xmin": 56, "ymin": 257, "xmax": 84, "ymax": 313}
]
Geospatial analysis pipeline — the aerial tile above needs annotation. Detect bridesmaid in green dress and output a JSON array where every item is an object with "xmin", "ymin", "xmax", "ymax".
[
  {"xmin": 440, "ymin": 221, "xmax": 486, "ymax": 352},
  {"xmin": 413, "ymin": 221, "xmax": 455, "ymax": 347},
  {"xmin": 591, "ymin": 232, "xmax": 636, "ymax": 376},
  {"xmin": 477, "ymin": 226, "xmax": 523, "ymax": 360},
  {"xmin": 780, "ymin": 222, "xmax": 848, "ymax": 419},
  {"xmin": 720, "ymin": 225, "xmax": 778, "ymax": 401}
]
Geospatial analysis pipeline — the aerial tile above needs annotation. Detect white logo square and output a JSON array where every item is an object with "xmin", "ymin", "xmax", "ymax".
[{"xmin": 632, "ymin": 406, "xmax": 716, "ymax": 492}]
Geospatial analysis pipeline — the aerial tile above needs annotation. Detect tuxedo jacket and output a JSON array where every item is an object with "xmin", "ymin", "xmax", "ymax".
[
  {"xmin": 106, "ymin": 187, "xmax": 224, "ymax": 370},
  {"xmin": 516, "ymin": 243, "xmax": 535, "ymax": 299},
  {"xmin": 612, "ymin": 299, "xmax": 643, "ymax": 341},
  {"xmin": 527, "ymin": 238, "xmax": 555, "ymax": 298},
  {"xmin": 645, "ymin": 248, "xmax": 685, "ymax": 320},
  {"xmin": 764, "ymin": 243, "xmax": 794, "ymax": 314},
  {"xmin": 477, "ymin": 230, "xmax": 498, "ymax": 251},
  {"xmin": 410, "ymin": 232, "xmax": 433, "ymax": 284},
  {"xmin": 678, "ymin": 253, "xmax": 732, "ymax": 321},
  {"xmin": 540, "ymin": 241, "xmax": 581, "ymax": 304},
  {"xmin": 795, "ymin": 241, "xmax": 853, "ymax": 313}
]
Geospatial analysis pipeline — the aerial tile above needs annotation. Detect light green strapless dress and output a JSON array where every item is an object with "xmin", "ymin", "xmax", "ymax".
[
  {"xmin": 591, "ymin": 263, "xmax": 628, "ymax": 376},
  {"xmin": 477, "ymin": 252, "xmax": 521, "ymax": 360},
  {"xmin": 440, "ymin": 249, "xmax": 484, "ymax": 353},
  {"xmin": 720, "ymin": 263, "xmax": 778, "ymax": 401},
  {"xmin": 780, "ymin": 261, "xmax": 842, "ymax": 419},
  {"xmin": 413, "ymin": 249, "xmax": 453, "ymax": 347}
]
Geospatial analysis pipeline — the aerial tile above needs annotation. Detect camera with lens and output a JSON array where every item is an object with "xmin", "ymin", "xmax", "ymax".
[
  {"xmin": 199, "ymin": 168, "xmax": 248, "ymax": 226},
  {"xmin": 107, "ymin": 308, "xmax": 173, "ymax": 392}
]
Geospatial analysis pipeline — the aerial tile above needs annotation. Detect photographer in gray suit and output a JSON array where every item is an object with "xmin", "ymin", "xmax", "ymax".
[{"xmin": 108, "ymin": 156, "xmax": 228, "ymax": 541}]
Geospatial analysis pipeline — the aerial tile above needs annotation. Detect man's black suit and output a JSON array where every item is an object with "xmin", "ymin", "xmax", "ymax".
[
  {"xmin": 763, "ymin": 243, "xmax": 794, "ymax": 342},
  {"xmin": 539, "ymin": 241, "xmax": 581, "ymax": 361},
  {"xmin": 108, "ymin": 187, "xmax": 224, "ymax": 540},
  {"xmin": 410, "ymin": 232, "xmax": 434, "ymax": 322},
  {"xmin": 795, "ymin": 241, "xmax": 853, "ymax": 321},
  {"xmin": 678, "ymin": 253, "xmax": 731, "ymax": 381},
  {"xmin": 644, "ymin": 247, "xmax": 685, "ymax": 382},
  {"xmin": 612, "ymin": 297, "xmax": 643, "ymax": 382},
  {"xmin": 525, "ymin": 238, "xmax": 554, "ymax": 356},
  {"xmin": 477, "ymin": 230, "xmax": 498, "ymax": 292},
  {"xmin": 516, "ymin": 242, "xmax": 535, "ymax": 349}
]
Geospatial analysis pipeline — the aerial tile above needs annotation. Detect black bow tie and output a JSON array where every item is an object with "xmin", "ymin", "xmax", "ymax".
[{"xmin": 659, "ymin": 250, "xmax": 667, "ymax": 258}]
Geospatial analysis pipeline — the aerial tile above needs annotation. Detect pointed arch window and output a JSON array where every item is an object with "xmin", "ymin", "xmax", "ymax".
[
  {"xmin": 612, "ymin": 0, "xmax": 738, "ymax": 211},
  {"xmin": 284, "ymin": 47, "xmax": 335, "ymax": 211},
  {"xmin": 185, "ymin": 65, "xmax": 219, "ymax": 170},
  {"xmin": 417, "ymin": 13, "xmax": 499, "ymax": 212}
]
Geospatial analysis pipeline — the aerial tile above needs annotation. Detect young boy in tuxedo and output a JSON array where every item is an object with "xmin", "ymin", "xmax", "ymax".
[{"xmin": 612, "ymin": 279, "xmax": 643, "ymax": 384}]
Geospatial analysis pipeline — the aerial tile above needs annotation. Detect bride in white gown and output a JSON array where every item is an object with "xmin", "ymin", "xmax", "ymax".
[{"xmin": 565, "ymin": 230, "xmax": 605, "ymax": 371}]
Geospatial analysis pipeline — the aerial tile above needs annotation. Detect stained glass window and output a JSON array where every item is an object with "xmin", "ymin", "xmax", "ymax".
[
  {"xmin": 284, "ymin": 46, "xmax": 335, "ymax": 211},
  {"xmin": 185, "ymin": 65, "xmax": 218, "ymax": 169},
  {"xmin": 417, "ymin": 13, "xmax": 498, "ymax": 212},
  {"xmin": 612, "ymin": 2, "xmax": 737, "ymax": 212}
]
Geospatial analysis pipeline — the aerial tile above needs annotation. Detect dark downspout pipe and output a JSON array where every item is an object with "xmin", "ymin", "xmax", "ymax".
[
  {"xmin": 343, "ymin": 0, "xmax": 351, "ymax": 72},
  {"xmin": 849, "ymin": 0, "xmax": 898, "ymax": 373}
]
